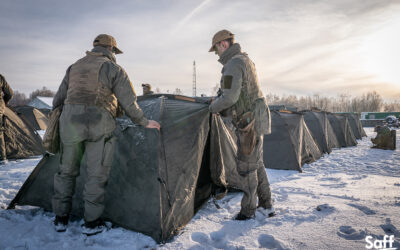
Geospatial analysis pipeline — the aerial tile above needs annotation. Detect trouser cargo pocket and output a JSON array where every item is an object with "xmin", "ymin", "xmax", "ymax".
[
  {"xmin": 237, "ymin": 112, "xmax": 256, "ymax": 156},
  {"xmin": 102, "ymin": 135, "xmax": 116, "ymax": 169}
]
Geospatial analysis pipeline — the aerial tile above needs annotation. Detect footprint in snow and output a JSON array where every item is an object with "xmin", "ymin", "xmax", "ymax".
[
  {"xmin": 316, "ymin": 204, "xmax": 336, "ymax": 213},
  {"xmin": 258, "ymin": 234, "xmax": 289, "ymax": 249},
  {"xmin": 319, "ymin": 177, "xmax": 341, "ymax": 182},
  {"xmin": 209, "ymin": 231, "xmax": 230, "ymax": 249},
  {"xmin": 346, "ymin": 203, "xmax": 376, "ymax": 215},
  {"xmin": 337, "ymin": 226, "xmax": 367, "ymax": 240},
  {"xmin": 380, "ymin": 218, "xmax": 400, "ymax": 237},
  {"xmin": 191, "ymin": 232, "xmax": 210, "ymax": 244}
]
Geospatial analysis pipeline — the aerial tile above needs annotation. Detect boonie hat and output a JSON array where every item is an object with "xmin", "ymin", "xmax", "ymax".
[
  {"xmin": 142, "ymin": 83, "xmax": 151, "ymax": 88},
  {"xmin": 93, "ymin": 34, "xmax": 123, "ymax": 54},
  {"xmin": 209, "ymin": 30, "xmax": 235, "ymax": 52}
]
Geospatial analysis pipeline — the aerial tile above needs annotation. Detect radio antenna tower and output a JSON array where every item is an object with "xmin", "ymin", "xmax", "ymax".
[{"xmin": 192, "ymin": 60, "xmax": 197, "ymax": 97}]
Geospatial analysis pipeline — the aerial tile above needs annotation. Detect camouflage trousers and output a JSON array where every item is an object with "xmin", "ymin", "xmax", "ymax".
[
  {"xmin": 52, "ymin": 132, "xmax": 116, "ymax": 222},
  {"xmin": 230, "ymin": 135, "xmax": 272, "ymax": 217},
  {"xmin": 0, "ymin": 114, "xmax": 6, "ymax": 160}
]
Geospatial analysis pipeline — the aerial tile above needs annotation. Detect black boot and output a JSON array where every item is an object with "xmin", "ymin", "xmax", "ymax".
[
  {"xmin": 82, "ymin": 218, "xmax": 107, "ymax": 236},
  {"xmin": 234, "ymin": 213, "xmax": 254, "ymax": 221},
  {"xmin": 54, "ymin": 215, "xmax": 69, "ymax": 232}
]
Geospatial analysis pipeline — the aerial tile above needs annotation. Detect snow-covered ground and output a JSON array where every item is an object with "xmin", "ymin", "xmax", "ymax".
[{"xmin": 0, "ymin": 128, "xmax": 399, "ymax": 249}]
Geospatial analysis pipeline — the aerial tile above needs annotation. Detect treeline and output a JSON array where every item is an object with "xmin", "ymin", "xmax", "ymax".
[
  {"xmin": 8, "ymin": 87, "xmax": 55, "ymax": 107},
  {"xmin": 8, "ymin": 86, "xmax": 399, "ymax": 113},
  {"xmin": 266, "ymin": 91, "xmax": 400, "ymax": 113}
]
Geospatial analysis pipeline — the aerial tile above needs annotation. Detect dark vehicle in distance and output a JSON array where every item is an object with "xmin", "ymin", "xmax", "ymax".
[{"xmin": 385, "ymin": 115, "xmax": 399, "ymax": 128}]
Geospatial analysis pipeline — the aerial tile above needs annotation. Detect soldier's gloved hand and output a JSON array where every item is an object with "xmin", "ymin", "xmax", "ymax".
[{"xmin": 146, "ymin": 120, "xmax": 161, "ymax": 131}]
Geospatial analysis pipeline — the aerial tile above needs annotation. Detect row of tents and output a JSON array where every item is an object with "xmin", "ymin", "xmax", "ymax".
[
  {"xmin": 2, "ymin": 106, "xmax": 47, "ymax": 159},
  {"xmin": 7, "ymin": 95, "xmax": 366, "ymax": 243},
  {"xmin": 264, "ymin": 109, "xmax": 366, "ymax": 172}
]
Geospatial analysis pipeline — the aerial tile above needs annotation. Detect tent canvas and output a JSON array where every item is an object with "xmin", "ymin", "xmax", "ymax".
[
  {"xmin": 8, "ymin": 95, "xmax": 223, "ymax": 243},
  {"xmin": 302, "ymin": 111, "xmax": 340, "ymax": 154},
  {"xmin": 15, "ymin": 106, "xmax": 48, "ymax": 130},
  {"xmin": 327, "ymin": 113, "xmax": 357, "ymax": 147},
  {"xmin": 4, "ymin": 107, "xmax": 44, "ymax": 159},
  {"xmin": 263, "ymin": 111, "xmax": 322, "ymax": 172},
  {"xmin": 339, "ymin": 113, "xmax": 367, "ymax": 139}
]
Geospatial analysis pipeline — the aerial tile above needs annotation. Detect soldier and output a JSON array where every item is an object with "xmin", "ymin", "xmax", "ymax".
[
  {"xmin": 208, "ymin": 30, "xmax": 274, "ymax": 220},
  {"xmin": 142, "ymin": 83, "xmax": 154, "ymax": 95},
  {"xmin": 371, "ymin": 125, "xmax": 395, "ymax": 150},
  {"xmin": 0, "ymin": 74, "xmax": 14, "ymax": 164},
  {"xmin": 52, "ymin": 34, "xmax": 160, "ymax": 235}
]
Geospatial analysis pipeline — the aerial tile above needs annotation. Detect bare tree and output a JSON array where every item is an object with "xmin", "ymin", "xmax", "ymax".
[
  {"xmin": 264, "ymin": 91, "xmax": 388, "ymax": 113},
  {"xmin": 29, "ymin": 86, "xmax": 55, "ymax": 100},
  {"xmin": 8, "ymin": 90, "xmax": 28, "ymax": 107},
  {"xmin": 173, "ymin": 88, "xmax": 183, "ymax": 95}
]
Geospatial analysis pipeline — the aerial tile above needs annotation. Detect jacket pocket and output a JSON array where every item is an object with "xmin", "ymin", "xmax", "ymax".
[{"xmin": 254, "ymin": 98, "xmax": 271, "ymax": 135}]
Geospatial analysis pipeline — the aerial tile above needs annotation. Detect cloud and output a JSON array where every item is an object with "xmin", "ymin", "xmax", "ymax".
[{"xmin": 0, "ymin": 0, "xmax": 399, "ymax": 100}]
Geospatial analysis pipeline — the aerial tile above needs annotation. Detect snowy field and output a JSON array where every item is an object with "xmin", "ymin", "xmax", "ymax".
[{"xmin": 0, "ymin": 127, "xmax": 399, "ymax": 250}]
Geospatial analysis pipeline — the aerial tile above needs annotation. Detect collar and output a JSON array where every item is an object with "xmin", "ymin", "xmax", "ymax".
[
  {"xmin": 89, "ymin": 46, "xmax": 117, "ymax": 62},
  {"xmin": 218, "ymin": 43, "xmax": 242, "ymax": 65}
]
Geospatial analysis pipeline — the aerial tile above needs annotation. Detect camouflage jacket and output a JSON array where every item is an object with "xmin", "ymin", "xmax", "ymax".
[
  {"xmin": 0, "ymin": 74, "xmax": 14, "ymax": 114},
  {"xmin": 209, "ymin": 43, "xmax": 270, "ymax": 134},
  {"xmin": 53, "ymin": 46, "xmax": 148, "ymax": 127}
]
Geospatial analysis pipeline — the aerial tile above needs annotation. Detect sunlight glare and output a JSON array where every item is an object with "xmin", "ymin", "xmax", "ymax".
[{"xmin": 359, "ymin": 16, "xmax": 400, "ymax": 85}]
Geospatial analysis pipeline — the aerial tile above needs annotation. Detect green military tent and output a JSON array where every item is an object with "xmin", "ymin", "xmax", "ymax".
[
  {"xmin": 338, "ymin": 113, "xmax": 366, "ymax": 139},
  {"xmin": 4, "ymin": 107, "xmax": 44, "ymax": 158},
  {"xmin": 302, "ymin": 110, "xmax": 340, "ymax": 154},
  {"xmin": 327, "ymin": 113, "xmax": 357, "ymax": 147},
  {"xmin": 15, "ymin": 106, "xmax": 49, "ymax": 131},
  {"xmin": 8, "ymin": 94, "xmax": 254, "ymax": 243},
  {"xmin": 263, "ymin": 111, "xmax": 322, "ymax": 172}
]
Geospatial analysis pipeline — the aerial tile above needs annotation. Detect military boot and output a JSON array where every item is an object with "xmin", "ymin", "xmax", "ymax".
[
  {"xmin": 82, "ymin": 218, "xmax": 108, "ymax": 236},
  {"xmin": 54, "ymin": 215, "xmax": 69, "ymax": 232},
  {"xmin": 234, "ymin": 213, "xmax": 254, "ymax": 221}
]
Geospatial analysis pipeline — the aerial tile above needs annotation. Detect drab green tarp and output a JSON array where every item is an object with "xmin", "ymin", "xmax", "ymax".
[
  {"xmin": 302, "ymin": 111, "xmax": 340, "ymax": 154},
  {"xmin": 263, "ymin": 111, "xmax": 322, "ymax": 172},
  {"xmin": 8, "ymin": 96, "xmax": 213, "ymax": 242},
  {"xmin": 4, "ymin": 107, "xmax": 44, "ymax": 158},
  {"xmin": 8, "ymin": 96, "xmax": 362, "ymax": 241}
]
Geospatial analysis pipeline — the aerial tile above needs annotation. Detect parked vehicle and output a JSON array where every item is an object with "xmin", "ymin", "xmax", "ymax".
[{"xmin": 384, "ymin": 115, "xmax": 399, "ymax": 128}]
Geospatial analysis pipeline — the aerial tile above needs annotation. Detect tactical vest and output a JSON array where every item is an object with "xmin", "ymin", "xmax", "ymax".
[
  {"xmin": 65, "ymin": 51, "xmax": 118, "ymax": 117},
  {"xmin": 223, "ymin": 54, "xmax": 271, "ymax": 135},
  {"xmin": 228, "ymin": 54, "xmax": 264, "ymax": 119}
]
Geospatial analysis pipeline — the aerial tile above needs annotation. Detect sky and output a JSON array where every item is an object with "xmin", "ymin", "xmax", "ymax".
[{"xmin": 1, "ymin": 0, "xmax": 400, "ymax": 100}]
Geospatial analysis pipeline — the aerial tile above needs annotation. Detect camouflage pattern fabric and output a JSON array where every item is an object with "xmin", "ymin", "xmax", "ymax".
[
  {"xmin": 0, "ymin": 74, "xmax": 14, "ymax": 160},
  {"xmin": 209, "ymin": 43, "xmax": 272, "ymax": 217},
  {"xmin": 371, "ymin": 126, "xmax": 395, "ymax": 150},
  {"xmin": 52, "ymin": 46, "xmax": 148, "ymax": 222}
]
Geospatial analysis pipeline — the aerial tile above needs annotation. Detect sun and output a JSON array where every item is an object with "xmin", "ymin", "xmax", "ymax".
[{"xmin": 358, "ymin": 15, "xmax": 400, "ymax": 85}]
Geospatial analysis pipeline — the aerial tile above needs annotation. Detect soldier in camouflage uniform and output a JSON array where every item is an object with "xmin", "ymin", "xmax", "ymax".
[
  {"xmin": 371, "ymin": 125, "xmax": 395, "ymax": 150},
  {"xmin": 208, "ymin": 30, "xmax": 274, "ymax": 220},
  {"xmin": 52, "ymin": 34, "xmax": 160, "ymax": 235},
  {"xmin": 0, "ymin": 74, "xmax": 14, "ymax": 164},
  {"xmin": 142, "ymin": 83, "xmax": 154, "ymax": 95}
]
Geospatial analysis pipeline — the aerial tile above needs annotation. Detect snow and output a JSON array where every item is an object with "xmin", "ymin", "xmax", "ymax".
[
  {"xmin": 1, "ymin": 128, "xmax": 399, "ymax": 249},
  {"xmin": 36, "ymin": 97, "xmax": 54, "ymax": 108}
]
